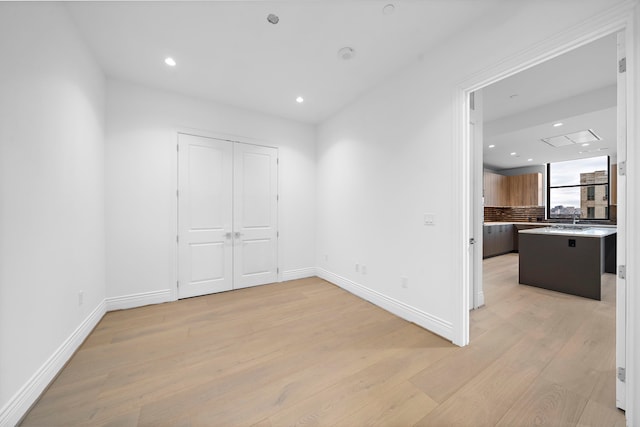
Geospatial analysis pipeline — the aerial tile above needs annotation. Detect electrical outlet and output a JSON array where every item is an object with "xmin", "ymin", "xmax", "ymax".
[
  {"xmin": 78, "ymin": 291, "xmax": 84, "ymax": 306},
  {"xmin": 355, "ymin": 263, "xmax": 360, "ymax": 272},
  {"xmin": 401, "ymin": 277, "xmax": 408, "ymax": 288}
]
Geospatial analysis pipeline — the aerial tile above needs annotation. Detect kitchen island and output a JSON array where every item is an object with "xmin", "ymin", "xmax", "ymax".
[{"xmin": 518, "ymin": 226, "xmax": 616, "ymax": 300}]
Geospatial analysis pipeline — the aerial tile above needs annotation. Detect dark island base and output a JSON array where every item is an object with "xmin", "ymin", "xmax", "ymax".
[{"xmin": 518, "ymin": 233, "xmax": 616, "ymax": 301}]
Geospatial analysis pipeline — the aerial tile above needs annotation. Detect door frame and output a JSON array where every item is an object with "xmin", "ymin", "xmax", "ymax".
[
  {"xmin": 172, "ymin": 128, "xmax": 281, "ymax": 302},
  {"xmin": 452, "ymin": 1, "xmax": 636, "ymax": 417}
]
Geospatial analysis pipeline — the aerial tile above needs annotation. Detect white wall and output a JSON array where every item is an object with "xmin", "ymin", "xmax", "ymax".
[
  {"xmin": 0, "ymin": 2, "xmax": 106, "ymax": 422},
  {"xmin": 105, "ymin": 80, "xmax": 316, "ymax": 302},
  {"xmin": 316, "ymin": 0, "xmax": 628, "ymax": 340}
]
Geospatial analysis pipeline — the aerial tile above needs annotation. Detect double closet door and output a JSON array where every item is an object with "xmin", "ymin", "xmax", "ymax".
[{"xmin": 177, "ymin": 133, "xmax": 278, "ymax": 299}]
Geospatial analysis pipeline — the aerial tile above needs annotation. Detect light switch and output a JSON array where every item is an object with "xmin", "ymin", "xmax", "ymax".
[{"xmin": 424, "ymin": 213, "xmax": 435, "ymax": 225}]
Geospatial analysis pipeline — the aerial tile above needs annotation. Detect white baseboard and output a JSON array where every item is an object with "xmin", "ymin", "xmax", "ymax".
[
  {"xmin": 0, "ymin": 300, "xmax": 106, "ymax": 427},
  {"xmin": 281, "ymin": 267, "xmax": 316, "ymax": 282},
  {"xmin": 0, "ymin": 274, "xmax": 449, "ymax": 426},
  {"xmin": 316, "ymin": 268, "xmax": 453, "ymax": 341},
  {"xmin": 105, "ymin": 289, "xmax": 172, "ymax": 311}
]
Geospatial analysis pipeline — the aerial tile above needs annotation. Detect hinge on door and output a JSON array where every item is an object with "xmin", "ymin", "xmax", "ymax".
[
  {"xmin": 277, "ymin": 194, "xmax": 279, "ymax": 202},
  {"xmin": 177, "ymin": 281, "xmax": 179, "ymax": 288},
  {"xmin": 176, "ymin": 235, "xmax": 179, "ymax": 243},
  {"xmin": 470, "ymin": 92, "xmax": 475, "ymax": 111},
  {"xmin": 177, "ymin": 144, "xmax": 179, "ymax": 152},
  {"xmin": 277, "ymin": 158, "xmax": 279, "ymax": 165},
  {"xmin": 618, "ymin": 161, "xmax": 626, "ymax": 176},
  {"xmin": 176, "ymin": 189, "xmax": 179, "ymax": 198},
  {"xmin": 618, "ymin": 265, "xmax": 626, "ymax": 279},
  {"xmin": 277, "ymin": 267, "xmax": 279, "ymax": 274},
  {"xmin": 619, "ymin": 57, "xmax": 626, "ymax": 73},
  {"xmin": 618, "ymin": 367, "xmax": 626, "ymax": 382},
  {"xmin": 277, "ymin": 231, "xmax": 279, "ymax": 238}
]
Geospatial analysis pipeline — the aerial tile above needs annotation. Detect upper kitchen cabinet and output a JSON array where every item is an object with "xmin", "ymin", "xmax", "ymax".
[
  {"xmin": 484, "ymin": 171, "xmax": 542, "ymax": 207},
  {"xmin": 507, "ymin": 173, "xmax": 542, "ymax": 206},
  {"xmin": 483, "ymin": 171, "xmax": 508, "ymax": 206}
]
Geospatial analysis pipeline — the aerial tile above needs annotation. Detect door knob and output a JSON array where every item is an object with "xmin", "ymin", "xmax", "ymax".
[
  {"xmin": 225, "ymin": 232, "xmax": 232, "ymax": 239},
  {"xmin": 234, "ymin": 231, "xmax": 242, "ymax": 238}
]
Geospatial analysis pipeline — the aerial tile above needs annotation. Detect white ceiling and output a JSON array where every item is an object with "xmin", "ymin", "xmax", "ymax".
[
  {"xmin": 482, "ymin": 33, "xmax": 618, "ymax": 170},
  {"xmin": 66, "ymin": 1, "xmax": 504, "ymax": 124}
]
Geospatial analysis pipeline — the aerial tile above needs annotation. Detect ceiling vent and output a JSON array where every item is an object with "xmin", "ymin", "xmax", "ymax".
[{"xmin": 541, "ymin": 129, "xmax": 601, "ymax": 148}]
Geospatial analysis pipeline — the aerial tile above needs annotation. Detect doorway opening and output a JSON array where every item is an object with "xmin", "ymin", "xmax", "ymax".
[{"xmin": 465, "ymin": 29, "xmax": 628, "ymax": 413}]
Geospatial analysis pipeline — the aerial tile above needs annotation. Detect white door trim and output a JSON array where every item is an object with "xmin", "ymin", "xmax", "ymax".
[
  {"xmin": 615, "ymin": 29, "xmax": 628, "ymax": 412},
  {"xmin": 453, "ymin": 2, "xmax": 636, "ymax": 423}
]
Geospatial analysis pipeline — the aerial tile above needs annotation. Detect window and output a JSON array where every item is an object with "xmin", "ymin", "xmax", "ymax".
[{"xmin": 547, "ymin": 156, "xmax": 610, "ymax": 220}]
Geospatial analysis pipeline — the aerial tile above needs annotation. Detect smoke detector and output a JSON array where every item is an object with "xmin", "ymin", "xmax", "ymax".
[
  {"xmin": 337, "ymin": 47, "xmax": 356, "ymax": 61},
  {"xmin": 267, "ymin": 14, "xmax": 279, "ymax": 24}
]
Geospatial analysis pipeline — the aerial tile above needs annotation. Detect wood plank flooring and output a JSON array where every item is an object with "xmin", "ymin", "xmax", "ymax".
[{"xmin": 20, "ymin": 253, "xmax": 625, "ymax": 426}]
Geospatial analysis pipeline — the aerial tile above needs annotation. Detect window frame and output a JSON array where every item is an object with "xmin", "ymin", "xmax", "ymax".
[{"xmin": 546, "ymin": 156, "xmax": 610, "ymax": 221}]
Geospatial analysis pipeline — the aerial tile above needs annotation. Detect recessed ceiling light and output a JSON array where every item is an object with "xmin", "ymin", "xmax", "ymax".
[
  {"xmin": 488, "ymin": 144, "xmax": 495, "ymax": 148},
  {"xmin": 510, "ymin": 152, "xmax": 517, "ymax": 156},
  {"xmin": 267, "ymin": 13, "xmax": 279, "ymax": 24},
  {"xmin": 164, "ymin": 57, "xmax": 176, "ymax": 67},
  {"xmin": 582, "ymin": 143, "xmax": 590, "ymax": 147},
  {"xmin": 382, "ymin": 4, "xmax": 395, "ymax": 15},
  {"xmin": 296, "ymin": 96, "xmax": 304, "ymax": 103},
  {"xmin": 527, "ymin": 158, "xmax": 533, "ymax": 162},
  {"xmin": 553, "ymin": 122, "xmax": 563, "ymax": 127},
  {"xmin": 337, "ymin": 47, "xmax": 356, "ymax": 61}
]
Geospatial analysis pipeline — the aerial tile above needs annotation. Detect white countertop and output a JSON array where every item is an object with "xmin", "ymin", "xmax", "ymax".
[
  {"xmin": 484, "ymin": 222, "xmax": 617, "ymax": 228},
  {"xmin": 518, "ymin": 226, "xmax": 617, "ymax": 237}
]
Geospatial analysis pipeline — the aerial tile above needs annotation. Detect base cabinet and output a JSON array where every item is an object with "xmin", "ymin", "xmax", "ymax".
[
  {"xmin": 513, "ymin": 224, "xmax": 548, "ymax": 252},
  {"xmin": 483, "ymin": 224, "xmax": 514, "ymax": 258}
]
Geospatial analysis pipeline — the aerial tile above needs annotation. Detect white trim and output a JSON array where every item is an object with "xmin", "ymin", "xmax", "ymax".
[
  {"xmin": 281, "ymin": 267, "xmax": 316, "ymax": 282},
  {"xmin": 475, "ymin": 290, "xmax": 485, "ymax": 308},
  {"xmin": 625, "ymin": 3, "xmax": 638, "ymax": 423},
  {"xmin": 0, "ymin": 300, "xmax": 106, "ymax": 427},
  {"xmin": 176, "ymin": 128, "xmax": 278, "ymax": 150},
  {"xmin": 105, "ymin": 289, "xmax": 172, "ymax": 311},
  {"xmin": 452, "ymin": 86, "xmax": 470, "ymax": 347},
  {"xmin": 317, "ymin": 268, "xmax": 453, "ymax": 341}
]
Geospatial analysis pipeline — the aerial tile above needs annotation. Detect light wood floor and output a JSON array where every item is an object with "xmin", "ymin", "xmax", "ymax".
[{"xmin": 21, "ymin": 254, "xmax": 625, "ymax": 426}]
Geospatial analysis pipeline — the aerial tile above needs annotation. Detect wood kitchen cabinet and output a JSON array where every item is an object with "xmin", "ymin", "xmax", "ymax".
[
  {"xmin": 483, "ymin": 172, "xmax": 508, "ymax": 206},
  {"xmin": 483, "ymin": 171, "xmax": 542, "ymax": 207},
  {"xmin": 483, "ymin": 224, "xmax": 514, "ymax": 258},
  {"xmin": 506, "ymin": 173, "xmax": 542, "ymax": 206}
]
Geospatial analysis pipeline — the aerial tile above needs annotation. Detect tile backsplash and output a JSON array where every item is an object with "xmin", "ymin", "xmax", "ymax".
[
  {"xmin": 484, "ymin": 205, "xmax": 617, "ymax": 224},
  {"xmin": 484, "ymin": 206, "xmax": 546, "ymax": 223}
]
